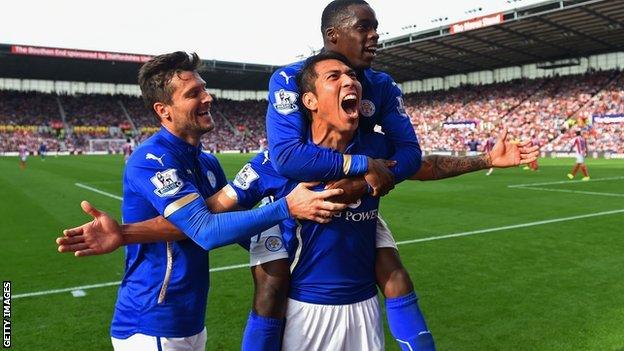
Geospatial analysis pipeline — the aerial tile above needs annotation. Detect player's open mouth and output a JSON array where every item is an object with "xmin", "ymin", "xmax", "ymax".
[
  {"xmin": 341, "ymin": 94, "xmax": 359, "ymax": 117},
  {"xmin": 197, "ymin": 110, "xmax": 211, "ymax": 119},
  {"xmin": 364, "ymin": 47, "xmax": 377, "ymax": 57}
]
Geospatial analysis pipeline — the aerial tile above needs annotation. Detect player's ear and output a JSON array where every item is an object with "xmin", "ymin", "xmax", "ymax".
[
  {"xmin": 302, "ymin": 92, "xmax": 318, "ymax": 112},
  {"xmin": 153, "ymin": 102, "xmax": 171, "ymax": 121},
  {"xmin": 325, "ymin": 27, "xmax": 338, "ymax": 44}
]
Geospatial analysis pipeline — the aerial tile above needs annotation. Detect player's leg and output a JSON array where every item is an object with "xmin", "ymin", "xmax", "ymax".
[
  {"xmin": 242, "ymin": 225, "xmax": 289, "ymax": 351},
  {"xmin": 375, "ymin": 216, "xmax": 435, "ymax": 351},
  {"xmin": 569, "ymin": 163, "xmax": 580, "ymax": 178}
]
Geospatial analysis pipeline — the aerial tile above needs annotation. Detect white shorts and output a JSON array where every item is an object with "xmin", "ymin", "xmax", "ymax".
[
  {"xmin": 282, "ymin": 296, "xmax": 384, "ymax": 351},
  {"xmin": 111, "ymin": 327, "xmax": 206, "ymax": 351},
  {"xmin": 249, "ymin": 224, "xmax": 289, "ymax": 267},
  {"xmin": 376, "ymin": 214, "xmax": 398, "ymax": 250},
  {"xmin": 467, "ymin": 150, "xmax": 478, "ymax": 156},
  {"xmin": 576, "ymin": 154, "xmax": 585, "ymax": 164},
  {"xmin": 20, "ymin": 155, "xmax": 27, "ymax": 162}
]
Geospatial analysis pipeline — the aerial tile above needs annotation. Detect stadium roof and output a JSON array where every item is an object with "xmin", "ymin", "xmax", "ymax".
[
  {"xmin": 373, "ymin": 0, "xmax": 624, "ymax": 82},
  {"xmin": 0, "ymin": 0, "xmax": 622, "ymax": 90},
  {"xmin": 0, "ymin": 44, "xmax": 279, "ymax": 90}
]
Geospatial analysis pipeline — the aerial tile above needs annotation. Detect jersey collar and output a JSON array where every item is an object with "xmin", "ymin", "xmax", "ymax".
[{"xmin": 158, "ymin": 127, "xmax": 202, "ymax": 156}]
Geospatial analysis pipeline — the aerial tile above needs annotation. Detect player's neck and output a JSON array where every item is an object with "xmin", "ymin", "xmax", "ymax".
[{"xmin": 310, "ymin": 119, "xmax": 354, "ymax": 153}]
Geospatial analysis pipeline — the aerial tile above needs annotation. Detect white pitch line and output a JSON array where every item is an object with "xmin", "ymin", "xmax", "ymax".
[
  {"xmin": 517, "ymin": 187, "xmax": 624, "ymax": 197},
  {"xmin": 14, "ymin": 263, "xmax": 250, "ymax": 299},
  {"xmin": 395, "ymin": 208, "xmax": 624, "ymax": 245},
  {"xmin": 13, "ymin": 281, "xmax": 120, "ymax": 299},
  {"xmin": 21, "ymin": 208, "xmax": 624, "ymax": 300},
  {"xmin": 82, "ymin": 180, "xmax": 120, "ymax": 185},
  {"xmin": 507, "ymin": 176, "xmax": 624, "ymax": 188},
  {"xmin": 75, "ymin": 183, "xmax": 122, "ymax": 201}
]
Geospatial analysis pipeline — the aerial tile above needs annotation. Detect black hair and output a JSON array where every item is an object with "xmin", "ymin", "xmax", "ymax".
[
  {"xmin": 320, "ymin": 0, "xmax": 369, "ymax": 34},
  {"xmin": 296, "ymin": 51, "xmax": 353, "ymax": 95},
  {"xmin": 138, "ymin": 52, "xmax": 201, "ymax": 121}
]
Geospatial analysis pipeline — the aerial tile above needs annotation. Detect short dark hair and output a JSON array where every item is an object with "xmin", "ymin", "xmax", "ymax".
[
  {"xmin": 321, "ymin": 0, "xmax": 369, "ymax": 34},
  {"xmin": 138, "ymin": 51, "xmax": 201, "ymax": 121},
  {"xmin": 576, "ymin": 130, "xmax": 581, "ymax": 136},
  {"xmin": 296, "ymin": 51, "xmax": 353, "ymax": 95}
]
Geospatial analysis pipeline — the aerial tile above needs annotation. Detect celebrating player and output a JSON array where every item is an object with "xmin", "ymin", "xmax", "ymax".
[{"xmin": 567, "ymin": 130, "xmax": 590, "ymax": 180}]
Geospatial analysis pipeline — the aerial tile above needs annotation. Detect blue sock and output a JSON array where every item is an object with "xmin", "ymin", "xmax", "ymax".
[
  {"xmin": 386, "ymin": 292, "xmax": 436, "ymax": 351},
  {"xmin": 241, "ymin": 311, "xmax": 284, "ymax": 351}
]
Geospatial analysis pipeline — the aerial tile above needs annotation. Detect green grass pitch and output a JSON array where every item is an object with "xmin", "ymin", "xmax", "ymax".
[{"xmin": 1, "ymin": 154, "xmax": 623, "ymax": 350}]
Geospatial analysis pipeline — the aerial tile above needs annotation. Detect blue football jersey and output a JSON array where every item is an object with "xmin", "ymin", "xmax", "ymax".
[
  {"xmin": 231, "ymin": 131, "xmax": 394, "ymax": 305},
  {"xmin": 266, "ymin": 60, "xmax": 422, "ymax": 182},
  {"xmin": 113, "ymin": 128, "xmax": 227, "ymax": 338}
]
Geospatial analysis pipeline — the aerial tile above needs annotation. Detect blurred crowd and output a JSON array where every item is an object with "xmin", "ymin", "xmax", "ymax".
[
  {"xmin": 406, "ymin": 70, "xmax": 623, "ymax": 154},
  {"xmin": 1, "ymin": 69, "xmax": 623, "ymax": 154}
]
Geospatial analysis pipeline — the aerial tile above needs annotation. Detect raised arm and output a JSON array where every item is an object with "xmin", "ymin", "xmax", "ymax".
[{"xmin": 412, "ymin": 128, "xmax": 539, "ymax": 181}]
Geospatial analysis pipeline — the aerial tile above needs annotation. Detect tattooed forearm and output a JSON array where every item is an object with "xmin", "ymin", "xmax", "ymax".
[{"xmin": 411, "ymin": 154, "xmax": 492, "ymax": 181}]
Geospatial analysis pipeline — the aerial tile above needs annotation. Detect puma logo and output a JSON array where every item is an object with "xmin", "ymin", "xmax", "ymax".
[
  {"xmin": 146, "ymin": 153, "xmax": 165, "ymax": 167},
  {"xmin": 279, "ymin": 71, "xmax": 294, "ymax": 85}
]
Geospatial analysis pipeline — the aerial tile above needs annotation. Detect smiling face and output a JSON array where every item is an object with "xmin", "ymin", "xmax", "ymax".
[
  {"xmin": 155, "ymin": 70, "xmax": 214, "ymax": 143},
  {"xmin": 326, "ymin": 4, "xmax": 379, "ymax": 70},
  {"xmin": 302, "ymin": 58, "xmax": 362, "ymax": 134}
]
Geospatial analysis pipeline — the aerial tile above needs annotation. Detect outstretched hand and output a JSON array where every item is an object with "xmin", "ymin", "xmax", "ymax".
[
  {"xmin": 56, "ymin": 201, "xmax": 123, "ymax": 257},
  {"xmin": 286, "ymin": 182, "xmax": 348, "ymax": 223},
  {"xmin": 489, "ymin": 128, "xmax": 540, "ymax": 168}
]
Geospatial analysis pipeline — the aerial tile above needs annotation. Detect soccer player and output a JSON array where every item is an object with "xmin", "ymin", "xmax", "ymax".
[
  {"xmin": 18, "ymin": 143, "xmax": 28, "ymax": 169},
  {"xmin": 58, "ymin": 51, "xmax": 345, "ymax": 351},
  {"xmin": 122, "ymin": 138, "xmax": 133, "ymax": 163},
  {"xmin": 567, "ymin": 130, "xmax": 590, "ymax": 180},
  {"xmin": 38, "ymin": 141, "xmax": 47, "ymax": 161},
  {"xmin": 483, "ymin": 133, "xmax": 495, "ymax": 175},
  {"xmin": 466, "ymin": 134, "xmax": 481, "ymax": 156}
]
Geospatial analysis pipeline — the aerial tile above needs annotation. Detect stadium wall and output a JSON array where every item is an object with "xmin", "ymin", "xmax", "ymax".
[{"xmin": 400, "ymin": 51, "xmax": 624, "ymax": 93}]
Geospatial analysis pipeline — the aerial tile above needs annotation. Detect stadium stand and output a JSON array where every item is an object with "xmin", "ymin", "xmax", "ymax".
[{"xmin": 0, "ymin": 69, "xmax": 622, "ymax": 154}]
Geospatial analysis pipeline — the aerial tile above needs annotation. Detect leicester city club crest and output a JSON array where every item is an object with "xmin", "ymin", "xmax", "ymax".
[
  {"xmin": 265, "ymin": 236, "xmax": 284, "ymax": 252},
  {"xmin": 359, "ymin": 99, "xmax": 376, "ymax": 117}
]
